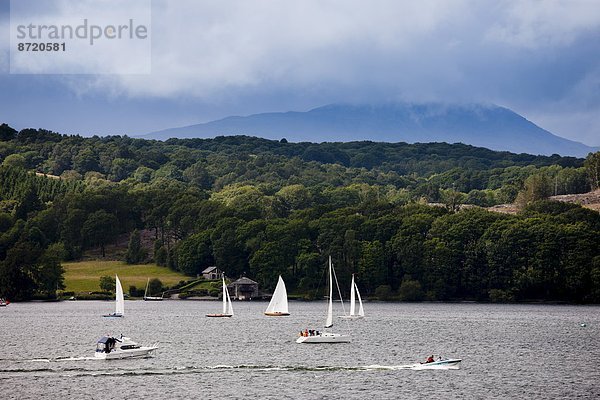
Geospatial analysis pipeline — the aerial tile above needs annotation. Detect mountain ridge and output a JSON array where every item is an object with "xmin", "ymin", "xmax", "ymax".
[{"xmin": 142, "ymin": 102, "xmax": 598, "ymax": 157}]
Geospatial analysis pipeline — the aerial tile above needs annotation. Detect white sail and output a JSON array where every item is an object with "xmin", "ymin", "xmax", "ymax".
[
  {"xmin": 265, "ymin": 275, "xmax": 289, "ymax": 315},
  {"xmin": 144, "ymin": 278, "xmax": 149, "ymax": 298},
  {"xmin": 349, "ymin": 274, "xmax": 356, "ymax": 316},
  {"xmin": 226, "ymin": 279, "xmax": 234, "ymax": 316},
  {"xmin": 221, "ymin": 276, "xmax": 228, "ymax": 314},
  {"xmin": 355, "ymin": 281, "xmax": 364, "ymax": 317},
  {"xmin": 339, "ymin": 274, "xmax": 364, "ymax": 319},
  {"xmin": 115, "ymin": 275, "xmax": 124, "ymax": 316},
  {"xmin": 325, "ymin": 257, "xmax": 333, "ymax": 328},
  {"xmin": 206, "ymin": 274, "xmax": 233, "ymax": 317}
]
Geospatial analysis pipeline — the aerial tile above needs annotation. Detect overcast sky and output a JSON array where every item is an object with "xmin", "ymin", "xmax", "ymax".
[{"xmin": 1, "ymin": 0, "xmax": 599, "ymax": 146}]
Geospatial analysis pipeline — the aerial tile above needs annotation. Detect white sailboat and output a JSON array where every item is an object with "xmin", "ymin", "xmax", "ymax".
[
  {"xmin": 103, "ymin": 274, "xmax": 124, "ymax": 318},
  {"xmin": 296, "ymin": 256, "xmax": 351, "ymax": 343},
  {"xmin": 264, "ymin": 275, "xmax": 290, "ymax": 316},
  {"xmin": 339, "ymin": 274, "xmax": 364, "ymax": 319},
  {"xmin": 144, "ymin": 278, "xmax": 163, "ymax": 301},
  {"xmin": 206, "ymin": 274, "xmax": 234, "ymax": 317}
]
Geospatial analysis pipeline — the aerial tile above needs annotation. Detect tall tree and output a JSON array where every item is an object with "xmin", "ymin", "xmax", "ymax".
[
  {"xmin": 82, "ymin": 210, "xmax": 118, "ymax": 257},
  {"xmin": 125, "ymin": 229, "xmax": 146, "ymax": 264},
  {"xmin": 584, "ymin": 151, "xmax": 600, "ymax": 190}
]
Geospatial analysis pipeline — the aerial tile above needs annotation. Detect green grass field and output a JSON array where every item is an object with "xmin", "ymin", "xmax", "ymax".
[{"xmin": 62, "ymin": 260, "xmax": 190, "ymax": 292}]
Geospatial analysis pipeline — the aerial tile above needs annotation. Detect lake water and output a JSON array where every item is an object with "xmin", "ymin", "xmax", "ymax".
[{"xmin": 0, "ymin": 301, "xmax": 599, "ymax": 399}]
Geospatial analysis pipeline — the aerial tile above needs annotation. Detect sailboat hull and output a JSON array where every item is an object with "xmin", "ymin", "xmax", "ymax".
[
  {"xmin": 338, "ymin": 315, "xmax": 364, "ymax": 320},
  {"xmin": 264, "ymin": 312, "xmax": 290, "ymax": 316},
  {"xmin": 143, "ymin": 297, "xmax": 163, "ymax": 301},
  {"xmin": 296, "ymin": 333, "xmax": 351, "ymax": 343},
  {"xmin": 206, "ymin": 313, "xmax": 233, "ymax": 318},
  {"xmin": 102, "ymin": 313, "xmax": 124, "ymax": 318}
]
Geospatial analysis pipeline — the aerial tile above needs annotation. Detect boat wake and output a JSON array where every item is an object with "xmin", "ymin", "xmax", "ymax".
[
  {"xmin": 30, "ymin": 357, "xmax": 100, "ymax": 362},
  {"xmin": 0, "ymin": 362, "xmax": 460, "ymax": 377}
]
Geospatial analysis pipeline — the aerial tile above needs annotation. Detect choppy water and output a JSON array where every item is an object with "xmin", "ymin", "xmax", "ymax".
[{"xmin": 0, "ymin": 301, "xmax": 599, "ymax": 399}]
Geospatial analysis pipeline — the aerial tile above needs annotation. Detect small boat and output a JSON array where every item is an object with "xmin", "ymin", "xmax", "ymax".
[
  {"xmin": 103, "ymin": 275, "xmax": 125, "ymax": 318},
  {"xmin": 143, "ymin": 278, "xmax": 163, "ymax": 301},
  {"xmin": 0, "ymin": 298, "xmax": 9, "ymax": 307},
  {"xmin": 296, "ymin": 256, "xmax": 350, "ymax": 344},
  {"xmin": 339, "ymin": 274, "xmax": 364, "ymax": 320},
  {"xmin": 417, "ymin": 357, "xmax": 462, "ymax": 369},
  {"xmin": 264, "ymin": 275, "xmax": 290, "ymax": 316},
  {"xmin": 95, "ymin": 335, "xmax": 158, "ymax": 359},
  {"xmin": 206, "ymin": 274, "xmax": 234, "ymax": 318}
]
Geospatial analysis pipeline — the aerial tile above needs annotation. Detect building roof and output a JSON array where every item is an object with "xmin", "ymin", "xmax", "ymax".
[
  {"xmin": 231, "ymin": 276, "xmax": 258, "ymax": 285},
  {"xmin": 202, "ymin": 266, "xmax": 218, "ymax": 274}
]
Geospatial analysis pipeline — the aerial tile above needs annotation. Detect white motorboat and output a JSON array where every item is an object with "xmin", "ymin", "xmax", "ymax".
[
  {"xmin": 296, "ymin": 256, "xmax": 351, "ymax": 344},
  {"xmin": 103, "ymin": 275, "xmax": 125, "ymax": 318},
  {"xmin": 415, "ymin": 358, "xmax": 462, "ymax": 369},
  {"xmin": 143, "ymin": 278, "xmax": 163, "ymax": 301},
  {"xmin": 0, "ymin": 298, "xmax": 9, "ymax": 307},
  {"xmin": 264, "ymin": 275, "xmax": 290, "ymax": 316},
  {"xmin": 206, "ymin": 274, "xmax": 234, "ymax": 317},
  {"xmin": 95, "ymin": 335, "xmax": 158, "ymax": 359},
  {"xmin": 339, "ymin": 274, "xmax": 364, "ymax": 320},
  {"xmin": 296, "ymin": 331, "xmax": 350, "ymax": 343}
]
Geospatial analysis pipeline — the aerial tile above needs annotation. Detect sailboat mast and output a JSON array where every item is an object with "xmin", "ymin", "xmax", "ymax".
[{"xmin": 325, "ymin": 256, "xmax": 333, "ymax": 328}]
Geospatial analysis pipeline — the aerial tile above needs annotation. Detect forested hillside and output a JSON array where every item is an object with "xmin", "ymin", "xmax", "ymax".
[{"xmin": 1, "ymin": 123, "xmax": 599, "ymax": 302}]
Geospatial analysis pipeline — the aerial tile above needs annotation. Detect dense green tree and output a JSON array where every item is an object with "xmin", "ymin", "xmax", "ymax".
[
  {"xmin": 516, "ymin": 172, "xmax": 552, "ymax": 208},
  {"xmin": 0, "ymin": 241, "xmax": 41, "ymax": 300},
  {"xmin": 397, "ymin": 278, "xmax": 425, "ymax": 301},
  {"xmin": 81, "ymin": 210, "xmax": 119, "ymax": 257},
  {"xmin": 358, "ymin": 240, "xmax": 386, "ymax": 294},
  {"xmin": 1, "ymin": 129, "xmax": 599, "ymax": 303},
  {"xmin": 0, "ymin": 123, "xmax": 17, "ymax": 141},
  {"xmin": 147, "ymin": 278, "xmax": 163, "ymax": 296},
  {"xmin": 125, "ymin": 229, "xmax": 146, "ymax": 264},
  {"xmin": 2, "ymin": 154, "xmax": 26, "ymax": 168},
  {"xmin": 584, "ymin": 151, "xmax": 600, "ymax": 189},
  {"xmin": 99, "ymin": 275, "xmax": 116, "ymax": 292},
  {"xmin": 176, "ymin": 231, "xmax": 213, "ymax": 275},
  {"xmin": 211, "ymin": 218, "xmax": 247, "ymax": 278},
  {"xmin": 36, "ymin": 243, "xmax": 66, "ymax": 297}
]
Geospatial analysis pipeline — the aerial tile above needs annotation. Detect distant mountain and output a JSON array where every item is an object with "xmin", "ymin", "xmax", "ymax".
[{"xmin": 143, "ymin": 103, "xmax": 598, "ymax": 157}]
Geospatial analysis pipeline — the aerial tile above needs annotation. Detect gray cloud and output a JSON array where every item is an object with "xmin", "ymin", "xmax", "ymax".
[{"xmin": 1, "ymin": 0, "xmax": 599, "ymax": 145}]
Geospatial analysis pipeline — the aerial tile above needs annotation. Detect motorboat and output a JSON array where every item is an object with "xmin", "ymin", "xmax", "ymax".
[
  {"xmin": 416, "ymin": 357, "xmax": 462, "ymax": 369},
  {"xmin": 95, "ymin": 335, "xmax": 158, "ymax": 359},
  {"xmin": 296, "ymin": 331, "xmax": 351, "ymax": 343},
  {"xmin": 0, "ymin": 298, "xmax": 9, "ymax": 307}
]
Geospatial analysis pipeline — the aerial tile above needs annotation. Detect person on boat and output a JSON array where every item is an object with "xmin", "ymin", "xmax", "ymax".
[
  {"xmin": 304, "ymin": 328, "xmax": 309, "ymax": 337},
  {"xmin": 425, "ymin": 355, "xmax": 435, "ymax": 363}
]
